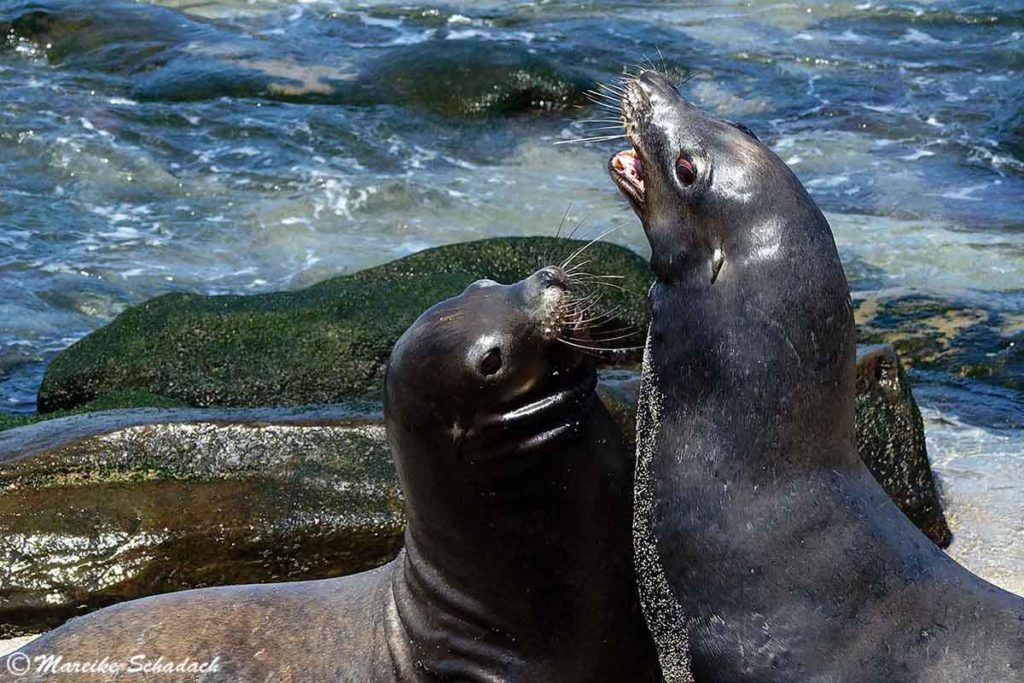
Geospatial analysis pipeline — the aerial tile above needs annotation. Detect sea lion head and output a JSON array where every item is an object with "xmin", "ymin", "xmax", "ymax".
[
  {"xmin": 385, "ymin": 266, "xmax": 596, "ymax": 482},
  {"xmin": 609, "ymin": 71, "xmax": 842, "ymax": 291},
  {"xmin": 608, "ymin": 71, "xmax": 855, "ymax": 445}
]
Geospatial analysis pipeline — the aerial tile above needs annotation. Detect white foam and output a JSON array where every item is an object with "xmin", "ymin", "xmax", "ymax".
[{"xmin": 901, "ymin": 28, "xmax": 943, "ymax": 45}]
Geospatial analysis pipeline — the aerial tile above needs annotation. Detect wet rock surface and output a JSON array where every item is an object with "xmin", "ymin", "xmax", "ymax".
[
  {"xmin": 0, "ymin": 406, "xmax": 402, "ymax": 638},
  {"xmin": 855, "ymin": 345, "xmax": 952, "ymax": 547}
]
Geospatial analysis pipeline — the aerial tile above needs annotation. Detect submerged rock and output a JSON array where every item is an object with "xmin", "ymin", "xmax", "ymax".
[
  {"xmin": 855, "ymin": 345, "xmax": 952, "ymax": 547},
  {"xmin": 2, "ymin": 4, "xmax": 588, "ymax": 116},
  {"xmin": 0, "ymin": 406, "xmax": 402, "ymax": 638},
  {"xmin": 37, "ymin": 237, "xmax": 651, "ymax": 414},
  {"xmin": 854, "ymin": 291, "xmax": 1023, "ymax": 399},
  {"xmin": 347, "ymin": 40, "xmax": 589, "ymax": 116}
]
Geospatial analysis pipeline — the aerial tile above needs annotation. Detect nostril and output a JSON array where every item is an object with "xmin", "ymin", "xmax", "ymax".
[{"xmin": 639, "ymin": 70, "xmax": 669, "ymax": 88}]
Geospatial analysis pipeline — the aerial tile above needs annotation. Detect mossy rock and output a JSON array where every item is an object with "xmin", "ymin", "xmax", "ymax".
[
  {"xmin": 350, "ymin": 39, "xmax": 589, "ymax": 116},
  {"xmin": 855, "ymin": 345, "xmax": 951, "ymax": 547},
  {"xmin": 854, "ymin": 292, "xmax": 1023, "ymax": 394},
  {"xmin": 37, "ymin": 237, "xmax": 652, "ymax": 414}
]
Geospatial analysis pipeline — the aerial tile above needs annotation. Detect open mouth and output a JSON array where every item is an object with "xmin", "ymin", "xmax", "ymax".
[
  {"xmin": 608, "ymin": 76, "xmax": 651, "ymax": 215},
  {"xmin": 610, "ymin": 148, "xmax": 646, "ymax": 208}
]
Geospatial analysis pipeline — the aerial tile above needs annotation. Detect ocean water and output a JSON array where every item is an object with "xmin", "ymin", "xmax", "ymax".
[{"xmin": 0, "ymin": 1, "xmax": 1021, "ymax": 586}]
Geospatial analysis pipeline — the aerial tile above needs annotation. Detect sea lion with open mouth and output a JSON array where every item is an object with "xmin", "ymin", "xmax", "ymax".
[
  {"xmin": 1, "ymin": 267, "xmax": 661, "ymax": 682},
  {"xmin": 608, "ymin": 70, "xmax": 1024, "ymax": 682}
]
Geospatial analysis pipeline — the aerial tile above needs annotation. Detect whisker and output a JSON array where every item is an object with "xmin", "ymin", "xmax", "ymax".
[
  {"xmin": 553, "ymin": 134, "xmax": 628, "ymax": 146},
  {"xmin": 584, "ymin": 100, "xmax": 623, "ymax": 113},
  {"xmin": 586, "ymin": 88, "xmax": 621, "ymax": 101},
  {"xmin": 544, "ymin": 202, "xmax": 574, "ymax": 266},
  {"xmin": 564, "ymin": 259, "xmax": 593, "ymax": 275},
  {"xmin": 571, "ymin": 279, "xmax": 644, "ymax": 297},
  {"xmin": 585, "ymin": 95, "xmax": 619, "ymax": 105},
  {"xmin": 569, "ymin": 308, "xmax": 624, "ymax": 328},
  {"xmin": 560, "ymin": 223, "xmax": 623, "ymax": 270},
  {"xmin": 565, "ymin": 295, "xmax": 604, "ymax": 318},
  {"xmin": 565, "ymin": 215, "xmax": 589, "ymax": 244},
  {"xmin": 585, "ymin": 327, "xmax": 638, "ymax": 339},
  {"xmin": 570, "ymin": 274, "xmax": 628, "ymax": 281},
  {"xmin": 596, "ymin": 81, "xmax": 626, "ymax": 95},
  {"xmin": 567, "ymin": 297, "xmax": 607, "ymax": 321},
  {"xmin": 556, "ymin": 337, "xmax": 645, "ymax": 354}
]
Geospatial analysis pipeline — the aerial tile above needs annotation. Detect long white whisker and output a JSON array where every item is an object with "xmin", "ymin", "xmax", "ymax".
[
  {"xmin": 560, "ymin": 223, "xmax": 623, "ymax": 270},
  {"xmin": 554, "ymin": 135, "xmax": 627, "ymax": 146}
]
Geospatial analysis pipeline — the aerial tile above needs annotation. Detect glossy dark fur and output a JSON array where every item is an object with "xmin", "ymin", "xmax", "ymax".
[
  {"xmin": 1, "ymin": 269, "xmax": 660, "ymax": 683},
  {"xmin": 611, "ymin": 71, "xmax": 1024, "ymax": 682}
]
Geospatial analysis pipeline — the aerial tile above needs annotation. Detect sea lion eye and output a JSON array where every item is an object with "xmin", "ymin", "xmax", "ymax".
[
  {"xmin": 479, "ymin": 347, "xmax": 503, "ymax": 376},
  {"xmin": 676, "ymin": 153, "xmax": 697, "ymax": 186}
]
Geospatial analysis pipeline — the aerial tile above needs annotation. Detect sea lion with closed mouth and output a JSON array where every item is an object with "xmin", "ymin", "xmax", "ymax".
[
  {"xmin": 608, "ymin": 70, "xmax": 1024, "ymax": 682},
  {"xmin": 1, "ymin": 267, "xmax": 661, "ymax": 682}
]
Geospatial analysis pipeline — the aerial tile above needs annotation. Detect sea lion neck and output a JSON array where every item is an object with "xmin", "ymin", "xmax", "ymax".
[
  {"xmin": 646, "ymin": 276, "xmax": 859, "ymax": 473},
  {"xmin": 385, "ymin": 404, "xmax": 649, "ymax": 680}
]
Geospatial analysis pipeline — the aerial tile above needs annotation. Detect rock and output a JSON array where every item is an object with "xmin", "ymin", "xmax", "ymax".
[
  {"xmin": 0, "ymin": 406, "xmax": 403, "ymax": 638},
  {"xmin": 347, "ymin": 39, "xmax": 589, "ymax": 116},
  {"xmin": 855, "ymin": 345, "xmax": 952, "ymax": 547},
  {"xmin": 2, "ymin": 4, "xmax": 589, "ymax": 116},
  {"xmin": 854, "ymin": 291, "xmax": 1023, "ymax": 397},
  {"xmin": 37, "ymin": 237, "xmax": 652, "ymax": 414}
]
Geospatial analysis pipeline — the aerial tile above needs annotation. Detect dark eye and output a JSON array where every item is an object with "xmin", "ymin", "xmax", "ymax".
[
  {"xmin": 479, "ymin": 347, "xmax": 502, "ymax": 376},
  {"xmin": 676, "ymin": 153, "xmax": 697, "ymax": 186}
]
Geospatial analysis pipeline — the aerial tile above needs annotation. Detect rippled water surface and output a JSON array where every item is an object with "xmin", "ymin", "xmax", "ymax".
[{"xmin": 0, "ymin": 0, "xmax": 1022, "ymax": 582}]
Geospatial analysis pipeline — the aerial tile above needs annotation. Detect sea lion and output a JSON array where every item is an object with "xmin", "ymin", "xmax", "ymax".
[
  {"xmin": 607, "ymin": 70, "xmax": 1024, "ymax": 682},
  {"xmin": 1, "ymin": 267, "xmax": 661, "ymax": 682}
]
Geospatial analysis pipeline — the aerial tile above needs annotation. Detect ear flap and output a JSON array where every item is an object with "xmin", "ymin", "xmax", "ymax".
[{"xmin": 726, "ymin": 120, "xmax": 760, "ymax": 142}]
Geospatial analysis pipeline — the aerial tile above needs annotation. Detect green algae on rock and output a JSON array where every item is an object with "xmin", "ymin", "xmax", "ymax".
[
  {"xmin": 854, "ymin": 292, "xmax": 1023, "ymax": 396},
  {"xmin": 348, "ymin": 40, "xmax": 589, "ymax": 116},
  {"xmin": 855, "ymin": 345, "xmax": 952, "ymax": 548},
  {"xmin": 37, "ymin": 237, "xmax": 652, "ymax": 414},
  {"xmin": 0, "ymin": 406, "xmax": 402, "ymax": 638}
]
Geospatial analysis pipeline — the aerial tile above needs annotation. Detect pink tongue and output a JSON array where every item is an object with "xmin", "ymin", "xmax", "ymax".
[
  {"xmin": 614, "ymin": 151, "xmax": 643, "ymax": 181},
  {"xmin": 625, "ymin": 154, "xmax": 642, "ymax": 178}
]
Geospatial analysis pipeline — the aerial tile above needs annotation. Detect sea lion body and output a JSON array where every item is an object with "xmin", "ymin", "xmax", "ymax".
[
  {"xmin": 609, "ymin": 71, "xmax": 1024, "ymax": 682},
  {"xmin": 1, "ymin": 269, "xmax": 660, "ymax": 682}
]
